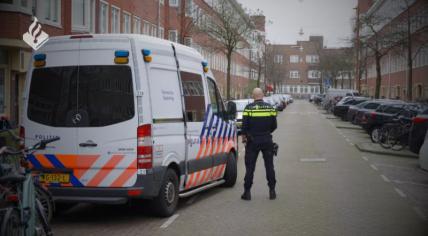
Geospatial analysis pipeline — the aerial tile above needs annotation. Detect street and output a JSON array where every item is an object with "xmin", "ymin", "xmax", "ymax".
[{"xmin": 52, "ymin": 100, "xmax": 428, "ymax": 236}]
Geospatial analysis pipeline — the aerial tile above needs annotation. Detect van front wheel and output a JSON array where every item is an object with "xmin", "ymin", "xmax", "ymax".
[
  {"xmin": 152, "ymin": 169, "xmax": 179, "ymax": 217},
  {"xmin": 222, "ymin": 152, "xmax": 237, "ymax": 187}
]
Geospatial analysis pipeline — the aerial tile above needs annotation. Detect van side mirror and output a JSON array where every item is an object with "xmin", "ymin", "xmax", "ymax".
[{"xmin": 226, "ymin": 101, "xmax": 237, "ymax": 120}]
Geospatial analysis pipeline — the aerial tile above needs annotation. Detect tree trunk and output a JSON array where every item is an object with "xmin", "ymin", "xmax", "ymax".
[
  {"xmin": 256, "ymin": 59, "xmax": 262, "ymax": 87},
  {"xmin": 407, "ymin": 22, "xmax": 413, "ymax": 101},
  {"xmin": 375, "ymin": 53, "xmax": 382, "ymax": 99},
  {"xmin": 226, "ymin": 50, "xmax": 232, "ymax": 100},
  {"xmin": 341, "ymin": 72, "xmax": 344, "ymax": 89},
  {"xmin": 349, "ymin": 71, "xmax": 352, "ymax": 89}
]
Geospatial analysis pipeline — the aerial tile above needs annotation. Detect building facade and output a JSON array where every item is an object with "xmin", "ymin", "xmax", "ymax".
[
  {"xmin": 356, "ymin": 0, "xmax": 428, "ymax": 100},
  {"xmin": 268, "ymin": 36, "xmax": 322, "ymax": 97},
  {"xmin": 0, "ymin": 0, "xmax": 265, "ymax": 125}
]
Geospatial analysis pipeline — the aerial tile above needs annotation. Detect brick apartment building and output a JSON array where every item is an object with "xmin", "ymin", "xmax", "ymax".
[
  {"xmin": 267, "ymin": 36, "xmax": 323, "ymax": 97},
  {"xmin": 356, "ymin": 0, "xmax": 428, "ymax": 100},
  {"xmin": 0, "ymin": 0, "xmax": 264, "ymax": 125}
]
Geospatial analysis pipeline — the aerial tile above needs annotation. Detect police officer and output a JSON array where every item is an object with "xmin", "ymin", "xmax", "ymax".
[{"xmin": 241, "ymin": 88, "xmax": 277, "ymax": 201}]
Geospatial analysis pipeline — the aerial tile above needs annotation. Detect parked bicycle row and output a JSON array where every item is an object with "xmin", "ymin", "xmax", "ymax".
[
  {"xmin": 0, "ymin": 127, "xmax": 57, "ymax": 236},
  {"xmin": 311, "ymin": 89, "xmax": 428, "ymax": 155}
]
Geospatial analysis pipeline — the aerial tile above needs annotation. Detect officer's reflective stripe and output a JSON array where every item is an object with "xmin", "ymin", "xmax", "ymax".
[{"xmin": 246, "ymin": 111, "xmax": 276, "ymax": 117}]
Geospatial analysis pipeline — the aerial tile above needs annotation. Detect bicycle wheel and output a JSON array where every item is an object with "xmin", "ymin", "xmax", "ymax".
[
  {"xmin": 35, "ymin": 199, "xmax": 53, "ymax": 236},
  {"xmin": 387, "ymin": 126, "xmax": 404, "ymax": 151},
  {"xmin": 35, "ymin": 184, "xmax": 54, "ymax": 223},
  {"xmin": 391, "ymin": 133, "xmax": 406, "ymax": 151},
  {"xmin": 0, "ymin": 208, "xmax": 23, "ymax": 236},
  {"xmin": 379, "ymin": 126, "xmax": 392, "ymax": 149}
]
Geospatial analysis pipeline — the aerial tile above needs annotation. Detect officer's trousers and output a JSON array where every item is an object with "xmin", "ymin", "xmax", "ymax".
[{"xmin": 244, "ymin": 140, "xmax": 276, "ymax": 190}]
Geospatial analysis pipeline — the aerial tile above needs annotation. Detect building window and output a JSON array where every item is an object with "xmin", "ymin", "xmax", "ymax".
[
  {"xmin": 184, "ymin": 37, "xmax": 192, "ymax": 46},
  {"xmin": 111, "ymin": 6, "xmax": 120, "ymax": 33},
  {"xmin": 306, "ymin": 55, "xmax": 319, "ymax": 63},
  {"xmin": 99, "ymin": 1, "xmax": 109, "ymax": 33},
  {"xmin": 290, "ymin": 55, "xmax": 299, "ymax": 63},
  {"xmin": 151, "ymin": 24, "xmax": 157, "ymax": 37},
  {"xmin": 186, "ymin": 0, "xmax": 194, "ymax": 17},
  {"xmin": 143, "ymin": 21, "xmax": 151, "ymax": 35},
  {"xmin": 133, "ymin": 16, "xmax": 141, "ymax": 34},
  {"xmin": 308, "ymin": 70, "xmax": 320, "ymax": 79},
  {"xmin": 72, "ymin": 0, "xmax": 95, "ymax": 32},
  {"xmin": 123, "ymin": 12, "xmax": 131, "ymax": 33},
  {"xmin": 274, "ymin": 55, "xmax": 283, "ymax": 64},
  {"xmin": 169, "ymin": 0, "xmax": 179, "ymax": 7},
  {"xmin": 169, "ymin": 30, "xmax": 178, "ymax": 42},
  {"xmin": 160, "ymin": 0, "xmax": 165, "ymax": 5},
  {"xmin": 36, "ymin": 0, "xmax": 61, "ymax": 26},
  {"xmin": 159, "ymin": 27, "xmax": 164, "ymax": 38},
  {"xmin": 289, "ymin": 70, "xmax": 300, "ymax": 79}
]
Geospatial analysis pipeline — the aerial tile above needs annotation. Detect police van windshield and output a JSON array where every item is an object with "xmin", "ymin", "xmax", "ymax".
[{"xmin": 28, "ymin": 65, "xmax": 134, "ymax": 127}]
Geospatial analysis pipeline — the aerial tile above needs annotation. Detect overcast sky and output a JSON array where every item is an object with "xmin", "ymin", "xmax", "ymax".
[{"xmin": 237, "ymin": 0, "xmax": 358, "ymax": 47}]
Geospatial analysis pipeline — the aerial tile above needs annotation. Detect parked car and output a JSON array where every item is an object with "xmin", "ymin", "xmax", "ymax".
[
  {"xmin": 419, "ymin": 131, "xmax": 428, "ymax": 171},
  {"xmin": 264, "ymin": 96, "xmax": 282, "ymax": 111},
  {"xmin": 409, "ymin": 108, "xmax": 428, "ymax": 154},
  {"xmin": 352, "ymin": 100, "xmax": 403, "ymax": 125},
  {"xmin": 333, "ymin": 97, "xmax": 368, "ymax": 120},
  {"xmin": 232, "ymin": 99, "xmax": 253, "ymax": 134},
  {"xmin": 272, "ymin": 94, "xmax": 286, "ymax": 110},
  {"xmin": 361, "ymin": 103, "xmax": 422, "ymax": 143}
]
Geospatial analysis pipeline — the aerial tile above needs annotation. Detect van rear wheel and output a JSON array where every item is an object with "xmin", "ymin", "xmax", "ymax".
[
  {"xmin": 152, "ymin": 169, "xmax": 179, "ymax": 217},
  {"xmin": 222, "ymin": 152, "xmax": 237, "ymax": 187}
]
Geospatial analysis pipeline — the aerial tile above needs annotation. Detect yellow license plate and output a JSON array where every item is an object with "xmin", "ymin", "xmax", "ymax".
[{"xmin": 39, "ymin": 173, "xmax": 70, "ymax": 184}]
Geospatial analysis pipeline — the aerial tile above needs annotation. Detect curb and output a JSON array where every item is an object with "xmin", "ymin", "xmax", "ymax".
[
  {"xmin": 336, "ymin": 126, "xmax": 361, "ymax": 130},
  {"xmin": 355, "ymin": 143, "xmax": 418, "ymax": 158}
]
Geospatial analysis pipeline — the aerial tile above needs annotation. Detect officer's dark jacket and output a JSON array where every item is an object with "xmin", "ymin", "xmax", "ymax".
[{"xmin": 241, "ymin": 99, "xmax": 277, "ymax": 138}]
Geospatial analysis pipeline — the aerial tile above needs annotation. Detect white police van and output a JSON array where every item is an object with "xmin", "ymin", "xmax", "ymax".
[{"xmin": 21, "ymin": 34, "xmax": 238, "ymax": 216}]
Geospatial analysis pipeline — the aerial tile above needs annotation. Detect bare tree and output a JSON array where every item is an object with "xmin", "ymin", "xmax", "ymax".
[
  {"xmin": 359, "ymin": 12, "xmax": 402, "ymax": 99},
  {"xmin": 198, "ymin": 0, "xmax": 254, "ymax": 100},
  {"xmin": 319, "ymin": 48, "xmax": 351, "ymax": 89},
  {"xmin": 390, "ymin": 0, "xmax": 428, "ymax": 100}
]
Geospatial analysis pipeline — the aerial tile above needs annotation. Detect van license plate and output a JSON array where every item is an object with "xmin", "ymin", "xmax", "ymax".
[{"xmin": 39, "ymin": 173, "xmax": 70, "ymax": 184}]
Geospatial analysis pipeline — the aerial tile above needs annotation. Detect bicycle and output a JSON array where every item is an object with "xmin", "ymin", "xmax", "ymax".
[
  {"xmin": 0, "ymin": 137, "xmax": 59, "ymax": 236},
  {"xmin": 378, "ymin": 118, "xmax": 411, "ymax": 151}
]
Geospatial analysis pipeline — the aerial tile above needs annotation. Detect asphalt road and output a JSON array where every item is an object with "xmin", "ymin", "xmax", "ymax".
[{"xmin": 52, "ymin": 100, "xmax": 428, "ymax": 236}]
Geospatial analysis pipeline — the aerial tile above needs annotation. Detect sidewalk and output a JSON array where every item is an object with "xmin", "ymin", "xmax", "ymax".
[{"xmin": 355, "ymin": 142, "xmax": 418, "ymax": 158}]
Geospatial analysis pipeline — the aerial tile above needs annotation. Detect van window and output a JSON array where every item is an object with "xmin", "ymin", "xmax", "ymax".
[
  {"xmin": 180, "ymin": 71, "xmax": 205, "ymax": 122},
  {"xmin": 28, "ymin": 66, "xmax": 134, "ymax": 127},
  {"xmin": 365, "ymin": 103, "xmax": 380, "ymax": 109},
  {"xmin": 207, "ymin": 77, "xmax": 225, "ymax": 119}
]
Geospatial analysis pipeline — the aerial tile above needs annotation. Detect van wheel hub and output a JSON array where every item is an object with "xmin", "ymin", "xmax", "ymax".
[{"xmin": 165, "ymin": 182, "xmax": 175, "ymax": 204}]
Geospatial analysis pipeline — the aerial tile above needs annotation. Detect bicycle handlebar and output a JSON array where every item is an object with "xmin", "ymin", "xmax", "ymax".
[{"xmin": 0, "ymin": 137, "xmax": 60, "ymax": 156}]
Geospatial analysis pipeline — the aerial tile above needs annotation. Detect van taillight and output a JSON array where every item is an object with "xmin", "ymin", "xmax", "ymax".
[
  {"xmin": 137, "ymin": 124, "xmax": 153, "ymax": 169},
  {"xmin": 413, "ymin": 117, "xmax": 428, "ymax": 124},
  {"xmin": 370, "ymin": 112, "xmax": 376, "ymax": 119},
  {"xmin": 19, "ymin": 126, "xmax": 25, "ymax": 149}
]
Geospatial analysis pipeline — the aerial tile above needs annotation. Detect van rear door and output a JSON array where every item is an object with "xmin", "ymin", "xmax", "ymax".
[
  {"xmin": 26, "ymin": 41, "xmax": 80, "ymax": 187},
  {"xmin": 75, "ymin": 39, "xmax": 138, "ymax": 188}
]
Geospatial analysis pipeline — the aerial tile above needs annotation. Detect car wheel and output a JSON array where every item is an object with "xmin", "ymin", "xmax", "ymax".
[
  {"xmin": 371, "ymin": 127, "xmax": 381, "ymax": 143},
  {"xmin": 152, "ymin": 169, "xmax": 179, "ymax": 217},
  {"xmin": 222, "ymin": 152, "xmax": 237, "ymax": 187}
]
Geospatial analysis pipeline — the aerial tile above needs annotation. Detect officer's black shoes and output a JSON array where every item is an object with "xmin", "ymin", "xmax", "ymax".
[
  {"xmin": 269, "ymin": 189, "xmax": 276, "ymax": 200},
  {"xmin": 241, "ymin": 190, "xmax": 251, "ymax": 201}
]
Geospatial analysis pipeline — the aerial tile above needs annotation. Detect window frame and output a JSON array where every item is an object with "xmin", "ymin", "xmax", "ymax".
[
  {"xmin": 169, "ymin": 0, "xmax": 179, "ymax": 7},
  {"xmin": 122, "ymin": 11, "xmax": 131, "ymax": 33},
  {"xmin": 168, "ymin": 30, "xmax": 178, "ymax": 42},
  {"xmin": 133, "ymin": 16, "xmax": 141, "ymax": 34},
  {"xmin": 111, "ymin": 5, "xmax": 121, "ymax": 34},
  {"xmin": 99, "ymin": 0, "xmax": 109, "ymax": 33},
  {"xmin": 206, "ymin": 77, "xmax": 226, "ymax": 120},
  {"xmin": 36, "ymin": 0, "xmax": 61, "ymax": 28}
]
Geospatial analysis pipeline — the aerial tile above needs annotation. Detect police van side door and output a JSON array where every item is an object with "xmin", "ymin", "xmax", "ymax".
[
  {"xmin": 206, "ymin": 77, "xmax": 232, "ymax": 181},
  {"xmin": 180, "ymin": 71, "xmax": 211, "ymax": 189}
]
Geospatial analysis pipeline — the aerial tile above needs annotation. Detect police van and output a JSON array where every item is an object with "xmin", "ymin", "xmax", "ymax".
[{"xmin": 21, "ymin": 34, "xmax": 238, "ymax": 216}]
